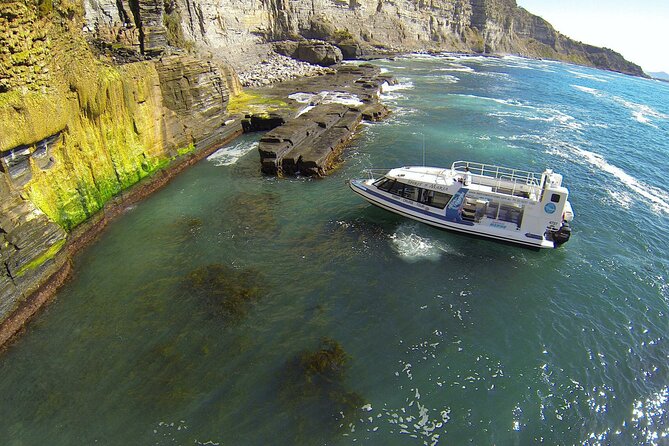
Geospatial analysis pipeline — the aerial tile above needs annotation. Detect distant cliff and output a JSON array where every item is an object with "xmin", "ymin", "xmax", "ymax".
[{"xmin": 82, "ymin": 0, "xmax": 645, "ymax": 76}]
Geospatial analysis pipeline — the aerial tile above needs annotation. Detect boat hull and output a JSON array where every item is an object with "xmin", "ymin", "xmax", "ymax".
[{"xmin": 349, "ymin": 179, "xmax": 555, "ymax": 249}]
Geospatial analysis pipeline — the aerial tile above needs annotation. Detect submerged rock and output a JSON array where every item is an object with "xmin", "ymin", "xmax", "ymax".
[
  {"xmin": 280, "ymin": 338, "xmax": 365, "ymax": 435},
  {"xmin": 299, "ymin": 337, "xmax": 350, "ymax": 383},
  {"xmin": 185, "ymin": 264, "xmax": 265, "ymax": 322}
]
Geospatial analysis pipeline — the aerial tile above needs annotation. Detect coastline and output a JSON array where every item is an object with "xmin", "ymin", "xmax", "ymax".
[
  {"xmin": 0, "ymin": 58, "xmax": 392, "ymax": 351},
  {"xmin": 0, "ymin": 123, "xmax": 243, "ymax": 351},
  {"xmin": 1, "ymin": 48, "xmax": 642, "ymax": 352}
]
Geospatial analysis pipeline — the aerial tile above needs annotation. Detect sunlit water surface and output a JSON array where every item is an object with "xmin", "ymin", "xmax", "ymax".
[{"xmin": 1, "ymin": 55, "xmax": 668, "ymax": 445}]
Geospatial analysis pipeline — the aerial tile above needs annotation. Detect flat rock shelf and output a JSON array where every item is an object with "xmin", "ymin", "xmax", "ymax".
[{"xmin": 255, "ymin": 64, "xmax": 393, "ymax": 176}]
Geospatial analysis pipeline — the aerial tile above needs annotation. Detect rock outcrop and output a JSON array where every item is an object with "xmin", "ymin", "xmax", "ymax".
[
  {"xmin": 256, "ymin": 64, "xmax": 391, "ymax": 176},
  {"xmin": 274, "ymin": 40, "xmax": 343, "ymax": 67}
]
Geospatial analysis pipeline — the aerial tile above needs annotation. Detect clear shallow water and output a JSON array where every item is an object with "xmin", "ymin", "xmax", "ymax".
[{"xmin": 1, "ymin": 55, "xmax": 668, "ymax": 445}]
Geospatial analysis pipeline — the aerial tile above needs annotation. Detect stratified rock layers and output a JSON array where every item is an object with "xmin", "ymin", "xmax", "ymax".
[
  {"xmin": 84, "ymin": 0, "xmax": 644, "ymax": 76},
  {"xmin": 0, "ymin": 1, "xmax": 236, "ymax": 327}
]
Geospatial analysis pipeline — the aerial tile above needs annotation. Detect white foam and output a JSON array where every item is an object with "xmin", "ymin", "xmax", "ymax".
[
  {"xmin": 288, "ymin": 92, "xmax": 316, "ymax": 103},
  {"xmin": 402, "ymin": 53, "xmax": 443, "ymax": 61},
  {"xmin": 571, "ymin": 147, "xmax": 669, "ymax": 214},
  {"xmin": 325, "ymin": 91, "xmax": 364, "ymax": 107},
  {"xmin": 381, "ymin": 80, "xmax": 414, "ymax": 92},
  {"xmin": 389, "ymin": 223, "xmax": 460, "ymax": 262},
  {"xmin": 617, "ymin": 98, "xmax": 668, "ymax": 128},
  {"xmin": 451, "ymin": 94, "xmax": 531, "ymax": 109},
  {"xmin": 489, "ymin": 109, "xmax": 581, "ymax": 130},
  {"xmin": 604, "ymin": 188, "xmax": 633, "ymax": 209},
  {"xmin": 463, "ymin": 95, "xmax": 582, "ymax": 131},
  {"xmin": 206, "ymin": 141, "xmax": 258, "ymax": 166},
  {"xmin": 544, "ymin": 140, "xmax": 669, "ymax": 215},
  {"xmin": 472, "ymin": 71, "xmax": 512, "ymax": 79},
  {"xmin": 440, "ymin": 63, "xmax": 475, "ymax": 73},
  {"xmin": 568, "ymin": 70, "xmax": 609, "ymax": 83},
  {"xmin": 425, "ymin": 74, "xmax": 459, "ymax": 84},
  {"xmin": 288, "ymin": 90, "xmax": 363, "ymax": 107},
  {"xmin": 380, "ymin": 81, "xmax": 414, "ymax": 102},
  {"xmin": 572, "ymin": 85, "xmax": 603, "ymax": 96},
  {"xmin": 572, "ymin": 85, "xmax": 668, "ymax": 128}
]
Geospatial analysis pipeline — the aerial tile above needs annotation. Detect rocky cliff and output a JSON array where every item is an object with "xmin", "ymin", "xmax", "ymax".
[
  {"xmin": 0, "ymin": 0, "xmax": 239, "ymax": 333},
  {"xmin": 82, "ymin": 0, "xmax": 644, "ymax": 76}
]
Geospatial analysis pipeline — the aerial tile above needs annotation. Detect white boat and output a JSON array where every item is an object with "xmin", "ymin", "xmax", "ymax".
[{"xmin": 349, "ymin": 161, "xmax": 574, "ymax": 249}]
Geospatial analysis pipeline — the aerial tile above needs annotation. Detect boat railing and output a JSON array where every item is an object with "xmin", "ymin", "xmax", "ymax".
[
  {"xmin": 361, "ymin": 168, "xmax": 391, "ymax": 180},
  {"xmin": 452, "ymin": 160, "xmax": 544, "ymax": 198}
]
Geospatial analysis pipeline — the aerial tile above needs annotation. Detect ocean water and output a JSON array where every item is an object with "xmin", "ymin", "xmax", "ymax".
[{"xmin": 1, "ymin": 55, "xmax": 668, "ymax": 445}]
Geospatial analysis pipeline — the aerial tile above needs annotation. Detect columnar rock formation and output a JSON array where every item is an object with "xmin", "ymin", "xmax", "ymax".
[{"xmin": 0, "ymin": 0, "xmax": 238, "ymax": 331}]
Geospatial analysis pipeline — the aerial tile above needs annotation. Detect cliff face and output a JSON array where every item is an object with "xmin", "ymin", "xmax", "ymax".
[
  {"xmin": 82, "ymin": 0, "xmax": 644, "ymax": 76},
  {"xmin": 0, "ymin": 0, "xmax": 237, "ymax": 323}
]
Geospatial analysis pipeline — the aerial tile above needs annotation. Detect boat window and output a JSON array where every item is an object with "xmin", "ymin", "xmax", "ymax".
[
  {"xmin": 374, "ymin": 178, "xmax": 395, "ymax": 192},
  {"xmin": 486, "ymin": 201, "xmax": 500, "ymax": 219},
  {"xmin": 387, "ymin": 181, "xmax": 406, "ymax": 197},
  {"xmin": 551, "ymin": 193, "xmax": 561, "ymax": 203},
  {"xmin": 428, "ymin": 191, "xmax": 452, "ymax": 209},
  {"xmin": 402, "ymin": 184, "xmax": 419, "ymax": 201},
  {"xmin": 498, "ymin": 204, "xmax": 524, "ymax": 227}
]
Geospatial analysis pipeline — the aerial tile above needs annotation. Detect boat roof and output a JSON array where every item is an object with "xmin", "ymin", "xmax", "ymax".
[
  {"xmin": 380, "ymin": 161, "xmax": 568, "ymax": 199},
  {"xmin": 386, "ymin": 166, "xmax": 452, "ymax": 185}
]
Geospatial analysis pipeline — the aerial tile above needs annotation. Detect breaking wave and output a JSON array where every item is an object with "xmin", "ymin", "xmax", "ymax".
[
  {"xmin": 567, "ymin": 70, "xmax": 609, "ymax": 83},
  {"xmin": 540, "ymin": 138, "xmax": 669, "ymax": 214},
  {"xmin": 206, "ymin": 141, "xmax": 258, "ymax": 166},
  {"xmin": 288, "ymin": 90, "xmax": 364, "ymax": 108},
  {"xmin": 572, "ymin": 85, "xmax": 669, "ymax": 127}
]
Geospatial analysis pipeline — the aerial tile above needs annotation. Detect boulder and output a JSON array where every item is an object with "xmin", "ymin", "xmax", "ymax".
[
  {"xmin": 273, "ymin": 40, "xmax": 300, "ymax": 58},
  {"xmin": 361, "ymin": 103, "xmax": 390, "ymax": 122},
  {"xmin": 296, "ymin": 40, "xmax": 343, "ymax": 67},
  {"xmin": 336, "ymin": 41, "xmax": 364, "ymax": 60}
]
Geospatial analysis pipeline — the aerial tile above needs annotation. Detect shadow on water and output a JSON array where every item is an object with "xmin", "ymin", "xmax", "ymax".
[{"xmin": 278, "ymin": 338, "xmax": 366, "ymax": 444}]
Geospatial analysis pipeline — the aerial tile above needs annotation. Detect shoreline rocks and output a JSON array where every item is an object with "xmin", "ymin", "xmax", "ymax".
[
  {"xmin": 255, "ymin": 64, "xmax": 392, "ymax": 176},
  {"xmin": 237, "ymin": 52, "xmax": 332, "ymax": 88}
]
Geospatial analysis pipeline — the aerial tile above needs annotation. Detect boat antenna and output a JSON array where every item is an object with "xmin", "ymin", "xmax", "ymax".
[
  {"xmin": 412, "ymin": 131, "xmax": 426, "ymax": 166},
  {"xmin": 422, "ymin": 132, "xmax": 425, "ymax": 166}
]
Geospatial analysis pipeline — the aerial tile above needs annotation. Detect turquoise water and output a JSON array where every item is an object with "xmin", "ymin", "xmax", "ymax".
[{"xmin": 1, "ymin": 55, "xmax": 668, "ymax": 445}]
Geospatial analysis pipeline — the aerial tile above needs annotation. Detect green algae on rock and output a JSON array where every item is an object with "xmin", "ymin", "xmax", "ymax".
[{"xmin": 0, "ymin": 0, "xmax": 239, "ymax": 336}]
